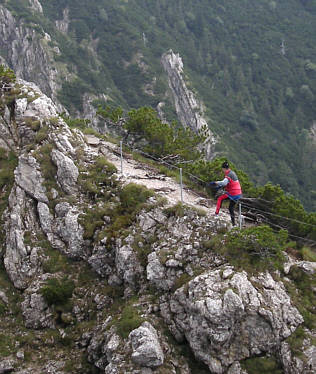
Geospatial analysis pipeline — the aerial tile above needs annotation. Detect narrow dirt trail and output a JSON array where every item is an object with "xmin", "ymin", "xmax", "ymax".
[{"xmin": 84, "ymin": 135, "xmax": 233, "ymax": 224}]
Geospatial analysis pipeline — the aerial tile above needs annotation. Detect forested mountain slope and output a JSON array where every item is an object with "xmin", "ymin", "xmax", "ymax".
[{"xmin": 0, "ymin": 0, "xmax": 316, "ymax": 210}]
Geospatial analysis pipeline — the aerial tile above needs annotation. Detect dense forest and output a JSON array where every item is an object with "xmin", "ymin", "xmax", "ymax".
[{"xmin": 2, "ymin": 0, "xmax": 316, "ymax": 210}]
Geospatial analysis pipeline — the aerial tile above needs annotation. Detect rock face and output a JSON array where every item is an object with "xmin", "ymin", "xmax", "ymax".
[
  {"xmin": 161, "ymin": 269, "xmax": 303, "ymax": 373},
  {"xmin": 161, "ymin": 50, "xmax": 216, "ymax": 159},
  {"xmin": 0, "ymin": 5, "xmax": 61, "ymax": 108},
  {"xmin": 0, "ymin": 78, "xmax": 315, "ymax": 373}
]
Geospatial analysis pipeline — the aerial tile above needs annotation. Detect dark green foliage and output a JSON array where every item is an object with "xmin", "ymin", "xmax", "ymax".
[
  {"xmin": 78, "ymin": 205, "xmax": 111, "ymax": 240},
  {"xmin": 285, "ymin": 326, "xmax": 307, "ymax": 359},
  {"xmin": 123, "ymin": 107, "xmax": 203, "ymax": 162},
  {"xmin": 97, "ymin": 105, "xmax": 124, "ymax": 123},
  {"xmin": 254, "ymin": 183, "xmax": 316, "ymax": 244},
  {"xmin": 5, "ymin": 1, "xmax": 316, "ymax": 208},
  {"xmin": 241, "ymin": 356, "xmax": 283, "ymax": 374},
  {"xmin": 40, "ymin": 277, "xmax": 75, "ymax": 306},
  {"xmin": 210, "ymin": 225, "xmax": 287, "ymax": 273},
  {"xmin": 0, "ymin": 149, "xmax": 18, "ymax": 247}
]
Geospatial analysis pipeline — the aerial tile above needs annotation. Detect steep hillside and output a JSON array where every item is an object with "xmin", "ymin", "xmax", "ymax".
[
  {"xmin": 0, "ymin": 69, "xmax": 316, "ymax": 373},
  {"xmin": 0, "ymin": 0, "xmax": 315, "ymax": 210}
]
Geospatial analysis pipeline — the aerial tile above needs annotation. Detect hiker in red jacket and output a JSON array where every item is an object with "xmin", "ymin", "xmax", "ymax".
[{"xmin": 210, "ymin": 161, "xmax": 242, "ymax": 226}]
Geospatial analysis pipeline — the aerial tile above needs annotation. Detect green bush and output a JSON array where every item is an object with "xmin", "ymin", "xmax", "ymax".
[
  {"xmin": 119, "ymin": 183, "xmax": 154, "ymax": 213},
  {"xmin": 40, "ymin": 278, "xmax": 75, "ymax": 306},
  {"xmin": 212, "ymin": 225, "xmax": 287, "ymax": 273}
]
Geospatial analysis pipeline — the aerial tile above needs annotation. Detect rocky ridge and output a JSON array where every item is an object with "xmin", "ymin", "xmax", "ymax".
[{"xmin": 0, "ymin": 79, "xmax": 315, "ymax": 373}]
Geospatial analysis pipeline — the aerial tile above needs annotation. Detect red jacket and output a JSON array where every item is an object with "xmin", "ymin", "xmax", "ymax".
[{"xmin": 224, "ymin": 169, "xmax": 242, "ymax": 196}]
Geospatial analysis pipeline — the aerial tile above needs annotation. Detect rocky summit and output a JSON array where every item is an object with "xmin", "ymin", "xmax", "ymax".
[{"xmin": 0, "ymin": 78, "xmax": 315, "ymax": 373}]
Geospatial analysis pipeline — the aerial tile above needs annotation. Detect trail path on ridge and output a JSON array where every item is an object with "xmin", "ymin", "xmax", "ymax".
[{"xmin": 85, "ymin": 135, "xmax": 232, "ymax": 224}]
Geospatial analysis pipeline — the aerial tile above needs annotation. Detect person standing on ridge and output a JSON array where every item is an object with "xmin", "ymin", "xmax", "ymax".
[{"xmin": 210, "ymin": 161, "xmax": 242, "ymax": 226}]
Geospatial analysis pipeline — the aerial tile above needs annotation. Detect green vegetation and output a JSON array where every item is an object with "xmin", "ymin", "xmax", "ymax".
[
  {"xmin": 286, "ymin": 266, "xmax": 316, "ymax": 330},
  {"xmin": 119, "ymin": 182, "xmax": 154, "ymax": 212},
  {"xmin": 40, "ymin": 277, "xmax": 75, "ymax": 306},
  {"xmin": 206, "ymin": 225, "xmax": 288, "ymax": 273},
  {"xmin": 0, "ymin": 148, "xmax": 18, "ymax": 248},
  {"xmin": 241, "ymin": 356, "xmax": 283, "ymax": 374},
  {"xmin": 114, "ymin": 303, "xmax": 145, "ymax": 339},
  {"xmin": 42, "ymin": 248, "xmax": 72, "ymax": 274},
  {"xmin": 79, "ymin": 156, "xmax": 118, "ymax": 198},
  {"xmin": 5, "ymin": 0, "xmax": 314, "ymax": 209},
  {"xmin": 164, "ymin": 203, "xmax": 186, "ymax": 218},
  {"xmin": 99, "ymin": 107, "xmax": 315, "ymax": 246}
]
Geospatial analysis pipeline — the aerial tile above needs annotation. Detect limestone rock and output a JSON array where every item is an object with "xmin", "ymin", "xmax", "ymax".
[
  {"xmin": 115, "ymin": 238, "xmax": 144, "ymax": 288},
  {"xmin": 161, "ymin": 50, "xmax": 216, "ymax": 159},
  {"xmin": 129, "ymin": 322, "xmax": 164, "ymax": 368},
  {"xmin": 51, "ymin": 149, "xmax": 79, "ymax": 194},
  {"xmin": 0, "ymin": 359, "xmax": 15, "ymax": 373},
  {"xmin": 4, "ymin": 186, "xmax": 42, "ymax": 289},
  {"xmin": 54, "ymin": 202, "xmax": 85, "ymax": 259},
  {"xmin": 164, "ymin": 268, "xmax": 303, "ymax": 373},
  {"xmin": 14, "ymin": 154, "xmax": 48, "ymax": 203},
  {"xmin": 21, "ymin": 277, "xmax": 55, "ymax": 329}
]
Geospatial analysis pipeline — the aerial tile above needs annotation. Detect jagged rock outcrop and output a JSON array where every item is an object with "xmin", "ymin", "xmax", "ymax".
[
  {"xmin": 0, "ymin": 5, "xmax": 61, "ymax": 108},
  {"xmin": 0, "ymin": 77, "xmax": 315, "ymax": 373},
  {"xmin": 160, "ymin": 269, "xmax": 303, "ymax": 373},
  {"xmin": 162, "ymin": 50, "xmax": 216, "ymax": 159}
]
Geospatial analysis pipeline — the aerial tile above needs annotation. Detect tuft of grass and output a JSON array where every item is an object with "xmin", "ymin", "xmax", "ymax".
[
  {"xmin": 164, "ymin": 202, "xmax": 186, "ymax": 218},
  {"xmin": 42, "ymin": 248, "xmax": 72, "ymax": 274},
  {"xmin": 35, "ymin": 125, "xmax": 50, "ymax": 143},
  {"xmin": 301, "ymin": 246, "xmax": 316, "ymax": 262},
  {"xmin": 172, "ymin": 273, "xmax": 192, "ymax": 292},
  {"xmin": 119, "ymin": 183, "xmax": 154, "ymax": 213},
  {"xmin": 241, "ymin": 356, "xmax": 283, "ymax": 374},
  {"xmin": 79, "ymin": 156, "xmax": 118, "ymax": 198},
  {"xmin": 115, "ymin": 304, "xmax": 145, "ymax": 339}
]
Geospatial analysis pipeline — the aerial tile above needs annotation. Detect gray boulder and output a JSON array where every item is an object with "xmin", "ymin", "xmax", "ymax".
[{"xmin": 129, "ymin": 322, "xmax": 164, "ymax": 368}]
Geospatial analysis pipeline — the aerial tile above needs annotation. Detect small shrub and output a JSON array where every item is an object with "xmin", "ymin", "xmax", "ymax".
[
  {"xmin": 119, "ymin": 183, "xmax": 154, "ymax": 213},
  {"xmin": 42, "ymin": 249, "xmax": 71, "ymax": 274},
  {"xmin": 164, "ymin": 202, "xmax": 186, "ymax": 218},
  {"xmin": 40, "ymin": 277, "xmax": 75, "ymax": 306},
  {"xmin": 79, "ymin": 156, "xmax": 118, "ymax": 197},
  {"xmin": 0, "ymin": 333, "xmax": 14, "ymax": 357}
]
